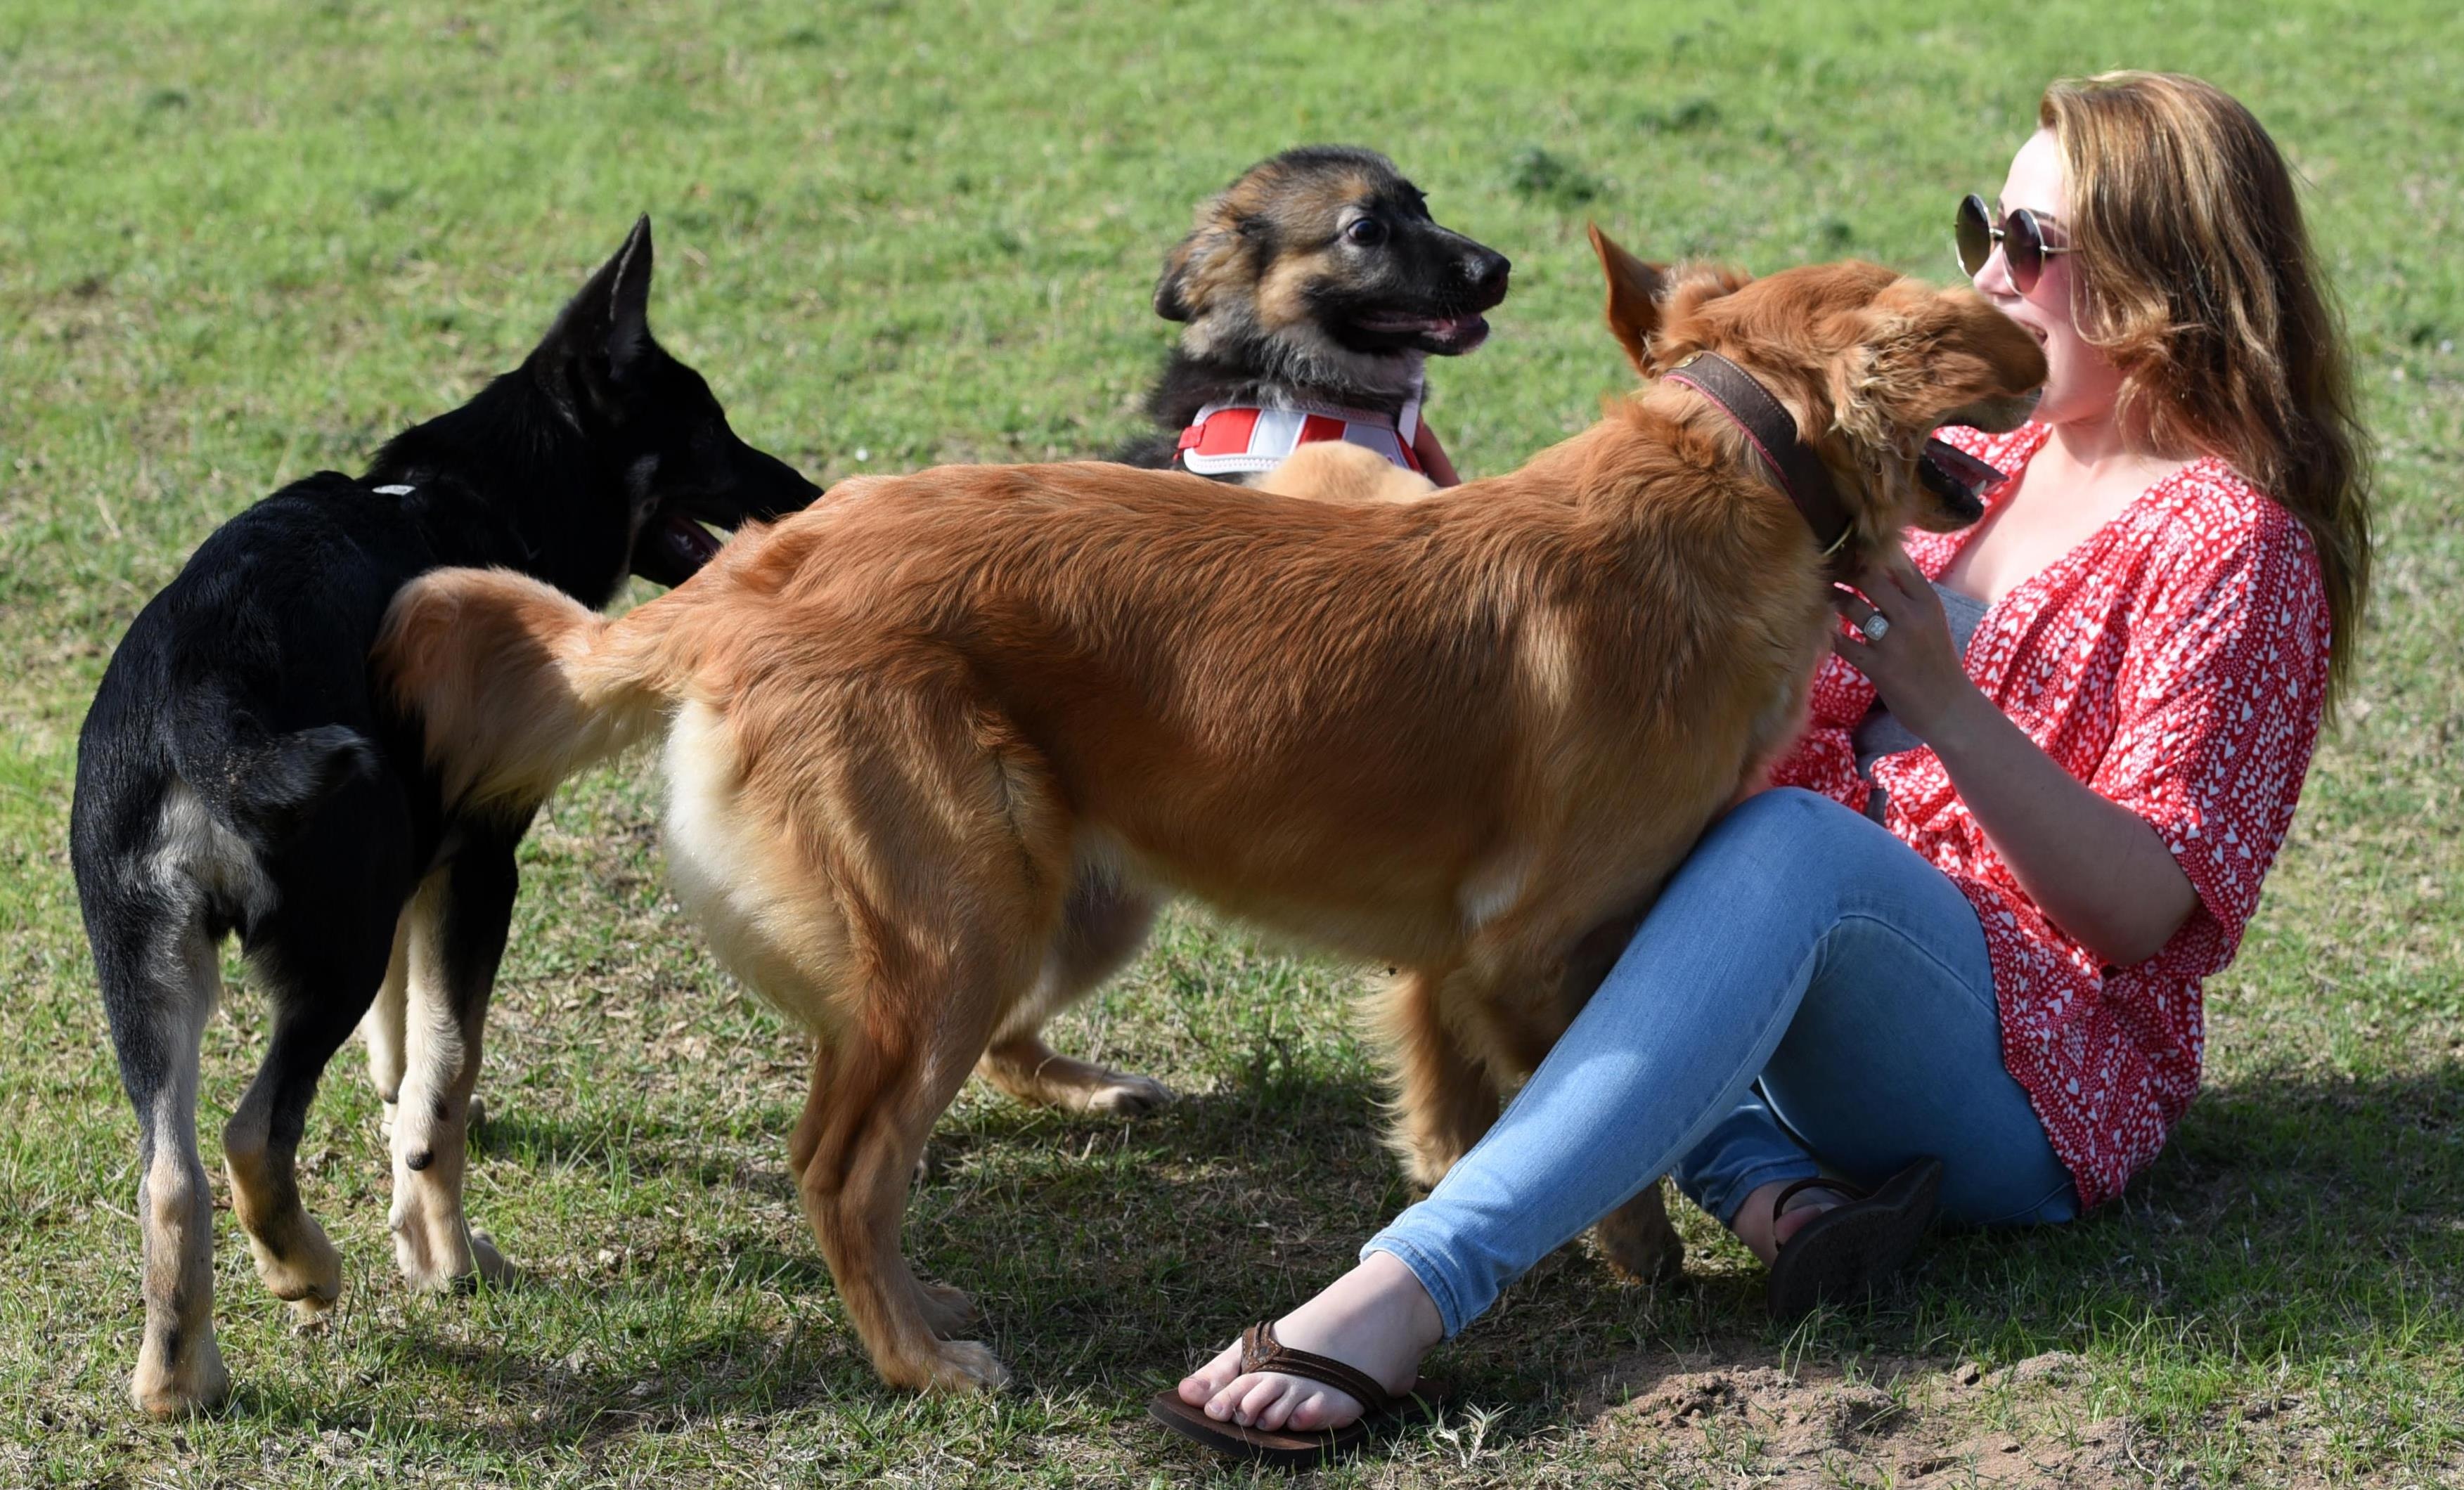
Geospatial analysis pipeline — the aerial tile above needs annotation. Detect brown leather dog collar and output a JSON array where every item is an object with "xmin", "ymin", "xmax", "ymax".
[{"xmin": 1662, "ymin": 351, "xmax": 1854, "ymax": 566}]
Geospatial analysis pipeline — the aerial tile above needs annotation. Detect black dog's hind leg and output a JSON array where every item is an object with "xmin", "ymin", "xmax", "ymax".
[
  {"xmin": 388, "ymin": 834, "xmax": 522, "ymax": 1290},
  {"xmin": 221, "ymin": 935, "xmax": 396, "ymax": 1327},
  {"xmin": 95, "ymin": 896, "xmax": 231, "ymax": 1418},
  {"xmin": 221, "ymin": 797, "xmax": 414, "ymax": 1326}
]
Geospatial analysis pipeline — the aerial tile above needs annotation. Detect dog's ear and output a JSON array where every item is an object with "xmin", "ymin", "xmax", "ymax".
[
  {"xmin": 543, "ymin": 216, "xmax": 657, "ymax": 394},
  {"xmin": 1589, "ymin": 226, "xmax": 1751, "ymax": 376},
  {"xmin": 1154, "ymin": 218, "xmax": 1228, "ymax": 323},
  {"xmin": 602, "ymin": 215, "xmax": 654, "ymax": 375},
  {"xmin": 1588, "ymin": 225, "xmax": 1668, "ymax": 374}
]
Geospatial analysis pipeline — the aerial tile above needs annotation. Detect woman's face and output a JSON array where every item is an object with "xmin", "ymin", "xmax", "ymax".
[{"xmin": 1973, "ymin": 129, "xmax": 2123, "ymax": 429}]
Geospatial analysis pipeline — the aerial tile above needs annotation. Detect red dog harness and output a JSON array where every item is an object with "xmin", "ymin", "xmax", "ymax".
[{"xmin": 1175, "ymin": 384, "xmax": 1425, "ymax": 478}]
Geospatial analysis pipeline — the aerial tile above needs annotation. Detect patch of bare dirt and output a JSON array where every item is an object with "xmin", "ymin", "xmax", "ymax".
[{"xmin": 1581, "ymin": 1348, "xmax": 2151, "ymax": 1487}]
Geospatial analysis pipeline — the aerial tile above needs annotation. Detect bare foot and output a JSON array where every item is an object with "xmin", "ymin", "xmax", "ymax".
[
  {"xmin": 1174, "ymin": 1250, "xmax": 1443, "ymax": 1434},
  {"xmin": 1734, "ymin": 1178, "xmax": 1851, "ymax": 1265}
]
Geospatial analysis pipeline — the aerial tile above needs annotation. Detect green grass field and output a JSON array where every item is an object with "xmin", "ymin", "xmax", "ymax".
[{"xmin": 4, "ymin": 1, "xmax": 2460, "ymax": 1484}]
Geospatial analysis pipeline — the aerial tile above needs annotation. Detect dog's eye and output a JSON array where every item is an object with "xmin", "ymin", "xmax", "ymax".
[{"xmin": 1344, "ymin": 217, "xmax": 1388, "ymax": 248}]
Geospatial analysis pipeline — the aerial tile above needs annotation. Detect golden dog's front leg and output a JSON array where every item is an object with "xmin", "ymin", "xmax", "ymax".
[
  {"xmin": 1373, "ymin": 969, "xmax": 1501, "ymax": 1189},
  {"xmin": 976, "ymin": 869, "xmax": 1170, "ymax": 1115},
  {"xmin": 1593, "ymin": 1182, "xmax": 1685, "ymax": 1284}
]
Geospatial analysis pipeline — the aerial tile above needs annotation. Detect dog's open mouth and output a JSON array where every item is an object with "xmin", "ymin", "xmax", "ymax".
[
  {"xmin": 631, "ymin": 508, "xmax": 727, "ymax": 586},
  {"xmin": 1351, "ymin": 310, "xmax": 1492, "ymax": 355},
  {"xmin": 1916, "ymin": 436, "xmax": 2006, "ymax": 511}
]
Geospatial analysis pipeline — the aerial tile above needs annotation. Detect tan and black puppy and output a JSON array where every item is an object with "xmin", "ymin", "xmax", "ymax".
[{"xmin": 1115, "ymin": 145, "xmax": 1509, "ymax": 485}]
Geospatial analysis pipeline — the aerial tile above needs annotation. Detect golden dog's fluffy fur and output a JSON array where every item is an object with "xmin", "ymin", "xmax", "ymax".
[{"xmin": 375, "ymin": 233, "xmax": 2044, "ymax": 1393}]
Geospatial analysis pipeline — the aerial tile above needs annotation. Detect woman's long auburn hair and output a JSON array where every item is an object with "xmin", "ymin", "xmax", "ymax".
[{"xmin": 2040, "ymin": 71, "xmax": 2372, "ymax": 713}]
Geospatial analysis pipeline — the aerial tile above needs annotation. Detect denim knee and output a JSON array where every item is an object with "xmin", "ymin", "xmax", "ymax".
[{"xmin": 1720, "ymin": 787, "xmax": 1853, "ymax": 856}]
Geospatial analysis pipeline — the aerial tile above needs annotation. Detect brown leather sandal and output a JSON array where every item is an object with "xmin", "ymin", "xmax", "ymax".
[
  {"xmin": 1765, "ymin": 1156, "xmax": 1944, "ymax": 1323},
  {"xmin": 1147, "ymin": 1321, "xmax": 1438, "ymax": 1468}
]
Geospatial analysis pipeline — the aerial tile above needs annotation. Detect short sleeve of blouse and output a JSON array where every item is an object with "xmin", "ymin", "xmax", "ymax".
[{"xmin": 2086, "ymin": 491, "xmax": 2330, "ymax": 944}]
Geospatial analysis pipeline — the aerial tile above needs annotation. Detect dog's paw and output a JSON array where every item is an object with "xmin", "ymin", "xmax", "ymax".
[
  {"xmin": 1084, "ymin": 1072, "xmax": 1176, "ymax": 1116},
  {"xmin": 391, "ymin": 1205, "xmax": 501, "ymax": 1293},
  {"xmin": 130, "ymin": 1330, "xmax": 229, "ymax": 1420},
  {"xmin": 1594, "ymin": 1187, "xmax": 1685, "ymax": 1286},
  {"xmin": 922, "ymin": 1339, "xmax": 1012, "ymax": 1394},
  {"xmin": 468, "ymin": 1231, "xmax": 517, "ymax": 1287},
  {"xmin": 246, "ymin": 1212, "xmax": 343, "ymax": 1314},
  {"xmin": 916, "ymin": 1280, "xmax": 981, "ymax": 1337}
]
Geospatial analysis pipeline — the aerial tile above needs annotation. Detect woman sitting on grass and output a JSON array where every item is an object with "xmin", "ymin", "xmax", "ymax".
[{"xmin": 1154, "ymin": 70, "xmax": 2373, "ymax": 1464}]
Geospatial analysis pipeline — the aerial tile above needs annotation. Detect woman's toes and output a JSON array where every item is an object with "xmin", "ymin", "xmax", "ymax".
[
  {"xmin": 1178, "ymin": 1340, "xmax": 1246, "ymax": 1406},
  {"xmin": 1772, "ymin": 1189, "xmax": 1847, "ymax": 1248},
  {"xmin": 1233, "ymin": 1373, "xmax": 1290, "ymax": 1426},
  {"xmin": 1206, "ymin": 1373, "xmax": 1365, "ymax": 1432},
  {"xmin": 1264, "ymin": 1384, "xmax": 1327, "ymax": 1432},
  {"xmin": 1204, "ymin": 1373, "xmax": 1250, "ymax": 1420}
]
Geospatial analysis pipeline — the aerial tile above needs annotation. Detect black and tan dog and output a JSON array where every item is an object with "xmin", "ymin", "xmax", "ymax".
[
  {"xmin": 1114, "ymin": 145, "xmax": 1509, "ymax": 486},
  {"xmin": 71, "ymin": 218, "xmax": 818, "ymax": 1418}
]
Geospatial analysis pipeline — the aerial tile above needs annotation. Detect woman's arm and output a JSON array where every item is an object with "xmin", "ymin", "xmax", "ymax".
[{"xmin": 1833, "ymin": 548, "xmax": 2198, "ymax": 966}]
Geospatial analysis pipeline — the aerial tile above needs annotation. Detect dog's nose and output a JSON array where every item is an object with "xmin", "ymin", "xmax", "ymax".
[{"xmin": 1466, "ymin": 250, "xmax": 1511, "ymax": 304}]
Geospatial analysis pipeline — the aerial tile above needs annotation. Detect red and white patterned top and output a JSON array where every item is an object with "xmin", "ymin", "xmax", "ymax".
[{"xmin": 1767, "ymin": 422, "xmax": 2332, "ymax": 1208}]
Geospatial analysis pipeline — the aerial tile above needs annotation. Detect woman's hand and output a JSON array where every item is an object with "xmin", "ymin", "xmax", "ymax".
[
  {"xmin": 1830, "ymin": 546, "xmax": 1986, "ymax": 746},
  {"xmin": 1832, "ymin": 545, "xmax": 2198, "ymax": 966}
]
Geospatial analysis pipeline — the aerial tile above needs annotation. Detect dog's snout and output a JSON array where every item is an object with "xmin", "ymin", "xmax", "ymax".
[{"xmin": 1466, "ymin": 250, "xmax": 1511, "ymax": 305}]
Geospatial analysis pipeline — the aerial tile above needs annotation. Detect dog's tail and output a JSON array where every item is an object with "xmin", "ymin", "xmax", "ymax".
[
  {"xmin": 375, "ymin": 568, "xmax": 682, "ymax": 815},
  {"xmin": 162, "ymin": 698, "xmax": 380, "ymax": 853}
]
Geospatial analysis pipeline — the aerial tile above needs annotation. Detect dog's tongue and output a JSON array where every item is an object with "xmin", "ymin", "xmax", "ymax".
[
  {"xmin": 649, "ymin": 511, "xmax": 724, "ymax": 573},
  {"xmin": 1919, "ymin": 436, "xmax": 2005, "ymax": 500}
]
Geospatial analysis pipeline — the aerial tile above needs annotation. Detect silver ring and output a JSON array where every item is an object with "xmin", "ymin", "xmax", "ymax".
[{"xmin": 1860, "ymin": 613, "xmax": 1891, "ymax": 642}]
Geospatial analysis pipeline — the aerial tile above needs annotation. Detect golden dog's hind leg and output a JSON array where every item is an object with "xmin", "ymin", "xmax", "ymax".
[
  {"xmin": 765, "ymin": 680, "xmax": 1073, "ymax": 1392},
  {"xmin": 361, "ymin": 902, "xmax": 410, "ymax": 1136},
  {"xmin": 976, "ymin": 867, "xmax": 1170, "ymax": 1115},
  {"xmin": 1375, "ymin": 968, "xmax": 1502, "ymax": 1190},
  {"xmin": 385, "ymin": 846, "xmax": 520, "ymax": 1293},
  {"xmin": 796, "ymin": 951, "xmax": 1026, "ymax": 1392},
  {"xmin": 789, "ymin": 1037, "xmax": 977, "ymax": 1340}
]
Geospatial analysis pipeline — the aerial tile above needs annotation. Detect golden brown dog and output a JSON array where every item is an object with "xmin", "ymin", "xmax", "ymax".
[{"xmin": 375, "ymin": 233, "xmax": 2044, "ymax": 1394}]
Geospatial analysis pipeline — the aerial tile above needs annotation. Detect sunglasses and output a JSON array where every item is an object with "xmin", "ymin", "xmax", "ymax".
[{"xmin": 1955, "ymin": 193, "xmax": 2075, "ymax": 293}]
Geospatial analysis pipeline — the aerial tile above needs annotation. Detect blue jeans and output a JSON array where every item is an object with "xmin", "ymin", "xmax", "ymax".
[{"xmin": 1363, "ymin": 788, "xmax": 2077, "ymax": 1339}]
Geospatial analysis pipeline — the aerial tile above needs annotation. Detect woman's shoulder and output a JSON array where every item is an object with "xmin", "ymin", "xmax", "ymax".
[{"xmin": 2136, "ymin": 458, "xmax": 2318, "ymax": 578}]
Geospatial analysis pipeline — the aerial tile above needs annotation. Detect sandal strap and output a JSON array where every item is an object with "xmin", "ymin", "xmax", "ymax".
[
  {"xmin": 1238, "ymin": 1321, "xmax": 1393, "ymax": 1415},
  {"xmin": 1769, "ymin": 1175, "xmax": 1867, "ymax": 1229}
]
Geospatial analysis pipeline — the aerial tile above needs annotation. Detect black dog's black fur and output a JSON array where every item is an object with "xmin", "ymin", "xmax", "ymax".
[
  {"xmin": 1114, "ymin": 145, "xmax": 1509, "ymax": 474},
  {"xmin": 70, "ymin": 217, "xmax": 817, "ymax": 1415}
]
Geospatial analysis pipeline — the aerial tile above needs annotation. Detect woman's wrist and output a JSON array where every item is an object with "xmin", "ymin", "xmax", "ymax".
[{"xmin": 1910, "ymin": 678, "xmax": 2004, "ymax": 761}]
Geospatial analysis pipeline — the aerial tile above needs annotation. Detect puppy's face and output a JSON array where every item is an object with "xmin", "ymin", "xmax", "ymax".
[
  {"xmin": 1156, "ymin": 147, "xmax": 1511, "ymax": 377},
  {"xmin": 1589, "ymin": 228, "xmax": 2046, "ymax": 539}
]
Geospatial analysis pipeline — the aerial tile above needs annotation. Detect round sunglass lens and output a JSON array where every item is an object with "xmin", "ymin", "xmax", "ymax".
[
  {"xmin": 2006, "ymin": 207, "xmax": 2047, "ymax": 292},
  {"xmin": 1955, "ymin": 195, "xmax": 1992, "ymax": 278}
]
